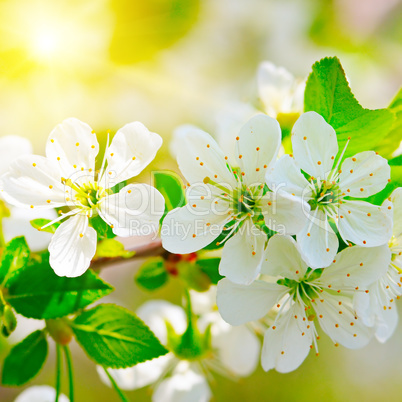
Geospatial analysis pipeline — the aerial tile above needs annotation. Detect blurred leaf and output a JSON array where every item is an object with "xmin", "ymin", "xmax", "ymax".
[
  {"xmin": 135, "ymin": 257, "xmax": 169, "ymax": 291},
  {"xmin": 4, "ymin": 256, "xmax": 113, "ymax": 319},
  {"xmin": 30, "ymin": 218, "xmax": 60, "ymax": 234},
  {"xmin": 178, "ymin": 261, "xmax": 210, "ymax": 292},
  {"xmin": 96, "ymin": 239, "xmax": 135, "ymax": 259},
  {"xmin": 110, "ymin": 0, "xmax": 200, "ymax": 64},
  {"xmin": 197, "ymin": 258, "xmax": 223, "ymax": 285},
  {"xmin": 153, "ymin": 171, "xmax": 186, "ymax": 220},
  {"xmin": 304, "ymin": 57, "xmax": 395, "ymax": 159},
  {"xmin": 0, "ymin": 237, "xmax": 30, "ymax": 285},
  {"xmin": 91, "ymin": 216, "xmax": 116, "ymax": 240},
  {"xmin": 2, "ymin": 330, "xmax": 48, "ymax": 386},
  {"xmin": 71, "ymin": 304, "xmax": 168, "ymax": 368}
]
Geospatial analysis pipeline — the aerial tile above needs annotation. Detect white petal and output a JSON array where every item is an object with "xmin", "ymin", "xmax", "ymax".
[
  {"xmin": 257, "ymin": 62, "xmax": 296, "ymax": 117},
  {"xmin": 261, "ymin": 305, "xmax": 313, "ymax": 373},
  {"xmin": 211, "ymin": 317, "xmax": 260, "ymax": 376},
  {"xmin": 175, "ymin": 127, "xmax": 237, "ymax": 188},
  {"xmin": 292, "ymin": 112, "xmax": 338, "ymax": 178},
  {"xmin": 170, "ymin": 124, "xmax": 200, "ymax": 159},
  {"xmin": 136, "ymin": 300, "xmax": 187, "ymax": 344},
  {"xmin": 49, "ymin": 214, "xmax": 97, "ymax": 277},
  {"xmin": 3, "ymin": 207, "xmax": 57, "ymax": 252},
  {"xmin": 315, "ymin": 292, "xmax": 372, "ymax": 349},
  {"xmin": 338, "ymin": 151, "xmax": 390, "ymax": 197},
  {"xmin": 375, "ymin": 303, "xmax": 398, "ymax": 343},
  {"xmin": 153, "ymin": 365, "xmax": 211, "ymax": 402},
  {"xmin": 98, "ymin": 183, "xmax": 164, "ymax": 237},
  {"xmin": 235, "ymin": 114, "xmax": 281, "ymax": 185},
  {"xmin": 0, "ymin": 135, "xmax": 32, "ymax": 175},
  {"xmin": 389, "ymin": 187, "xmax": 402, "ymax": 237},
  {"xmin": 0, "ymin": 155, "xmax": 66, "ymax": 208},
  {"xmin": 219, "ymin": 220, "xmax": 266, "ymax": 285},
  {"xmin": 297, "ymin": 209, "xmax": 339, "ymax": 268},
  {"xmin": 14, "ymin": 386, "xmax": 69, "ymax": 402},
  {"xmin": 101, "ymin": 122, "xmax": 162, "ymax": 186},
  {"xmin": 265, "ymin": 155, "xmax": 310, "ymax": 198},
  {"xmin": 161, "ymin": 200, "xmax": 229, "ymax": 254},
  {"xmin": 318, "ymin": 245, "xmax": 391, "ymax": 289},
  {"xmin": 45, "ymin": 118, "xmax": 99, "ymax": 180},
  {"xmin": 338, "ymin": 200, "xmax": 392, "ymax": 247},
  {"xmin": 261, "ymin": 191, "xmax": 309, "ymax": 235},
  {"xmin": 261, "ymin": 235, "xmax": 308, "ymax": 279},
  {"xmin": 97, "ymin": 354, "xmax": 172, "ymax": 390},
  {"xmin": 189, "ymin": 286, "xmax": 217, "ymax": 315},
  {"xmin": 216, "ymin": 278, "xmax": 287, "ymax": 325}
]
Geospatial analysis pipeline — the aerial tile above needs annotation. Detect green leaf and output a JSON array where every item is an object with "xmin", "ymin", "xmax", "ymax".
[
  {"xmin": 96, "ymin": 239, "xmax": 135, "ymax": 259},
  {"xmin": 4, "ymin": 256, "xmax": 113, "ymax": 319},
  {"xmin": 2, "ymin": 330, "xmax": 48, "ymax": 386},
  {"xmin": 304, "ymin": 57, "xmax": 395, "ymax": 158},
  {"xmin": 197, "ymin": 258, "xmax": 223, "ymax": 285},
  {"xmin": 374, "ymin": 88, "xmax": 402, "ymax": 159},
  {"xmin": 71, "ymin": 304, "xmax": 168, "ymax": 368},
  {"xmin": 153, "ymin": 171, "xmax": 186, "ymax": 220},
  {"xmin": 135, "ymin": 257, "xmax": 169, "ymax": 291},
  {"xmin": 91, "ymin": 216, "xmax": 116, "ymax": 240},
  {"xmin": 0, "ymin": 237, "xmax": 30, "ymax": 285},
  {"xmin": 30, "ymin": 218, "xmax": 60, "ymax": 234}
]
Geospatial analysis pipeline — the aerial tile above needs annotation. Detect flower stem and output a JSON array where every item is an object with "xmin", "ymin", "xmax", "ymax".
[
  {"xmin": 102, "ymin": 366, "xmax": 129, "ymax": 402},
  {"xmin": 63, "ymin": 345, "xmax": 74, "ymax": 402},
  {"xmin": 55, "ymin": 344, "xmax": 62, "ymax": 402}
]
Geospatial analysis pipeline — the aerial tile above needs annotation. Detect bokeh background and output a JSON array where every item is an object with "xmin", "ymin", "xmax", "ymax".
[{"xmin": 0, "ymin": 0, "xmax": 401, "ymax": 400}]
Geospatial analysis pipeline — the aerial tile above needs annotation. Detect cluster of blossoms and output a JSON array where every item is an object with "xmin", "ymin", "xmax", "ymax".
[{"xmin": 1, "ymin": 61, "xmax": 401, "ymax": 401}]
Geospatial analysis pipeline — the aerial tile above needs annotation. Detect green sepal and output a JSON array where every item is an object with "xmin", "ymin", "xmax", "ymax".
[
  {"xmin": 196, "ymin": 258, "xmax": 223, "ymax": 285},
  {"xmin": 96, "ymin": 238, "xmax": 135, "ymax": 259},
  {"xmin": 1, "ymin": 305, "xmax": 17, "ymax": 337}
]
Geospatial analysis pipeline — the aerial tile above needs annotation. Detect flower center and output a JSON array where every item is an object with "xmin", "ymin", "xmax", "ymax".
[
  {"xmin": 308, "ymin": 179, "xmax": 341, "ymax": 212},
  {"xmin": 62, "ymin": 178, "xmax": 107, "ymax": 210}
]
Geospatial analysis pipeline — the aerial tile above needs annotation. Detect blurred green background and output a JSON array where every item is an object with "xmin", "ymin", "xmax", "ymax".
[{"xmin": 0, "ymin": 0, "xmax": 401, "ymax": 400}]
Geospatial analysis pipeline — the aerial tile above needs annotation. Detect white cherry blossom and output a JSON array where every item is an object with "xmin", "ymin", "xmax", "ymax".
[
  {"xmin": 0, "ymin": 118, "xmax": 164, "ymax": 277},
  {"xmin": 98, "ymin": 297, "xmax": 260, "ymax": 401},
  {"xmin": 355, "ymin": 187, "xmax": 402, "ymax": 342},
  {"xmin": 162, "ymin": 114, "xmax": 308, "ymax": 285},
  {"xmin": 257, "ymin": 61, "xmax": 305, "ymax": 118},
  {"xmin": 14, "ymin": 386, "xmax": 69, "ymax": 402},
  {"xmin": 266, "ymin": 111, "xmax": 392, "ymax": 268},
  {"xmin": 217, "ymin": 235, "xmax": 391, "ymax": 373}
]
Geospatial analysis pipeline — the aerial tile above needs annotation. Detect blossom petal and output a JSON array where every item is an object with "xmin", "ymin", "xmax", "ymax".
[
  {"xmin": 261, "ymin": 191, "xmax": 309, "ymax": 235},
  {"xmin": 48, "ymin": 214, "xmax": 97, "ymax": 277},
  {"xmin": 318, "ymin": 245, "xmax": 390, "ymax": 289},
  {"xmin": 14, "ymin": 386, "xmax": 69, "ymax": 402},
  {"xmin": 161, "ymin": 200, "xmax": 229, "ymax": 254},
  {"xmin": 0, "ymin": 155, "xmax": 66, "ymax": 208},
  {"xmin": 98, "ymin": 183, "xmax": 164, "ymax": 237},
  {"xmin": 46, "ymin": 118, "xmax": 99, "ymax": 180},
  {"xmin": 175, "ymin": 127, "xmax": 237, "ymax": 188},
  {"xmin": 0, "ymin": 135, "xmax": 32, "ymax": 175},
  {"xmin": 216, "ymin": 278, "xmax": 287, "ymax": 325},
  {"xmin": 374, "ymin": 303, "xmax": 398, "ymax": 343},
  {"xmin": 257, "ymin": 62, "xmax": 297, "ymax": 116},
  {"xmin": 101, "ymin": 122, "xmax": 162, "ymax": 187},
  {"xmin": 297, "ymin": 209, "xmax": 339, "ymax": 268},
  {"xmin": 153, "ymin": 365, "xmax": 211, "ymax": 402},
  {"xmin": 261, "ymin": 305, "xmax": 313, "ymax": 373},
  {"xmin": 338, "ymin": 151, "xmax": 390, "ymax": 197},
  {"xmin": 338, "ymin": 200, "xmax": 392, "ymax": 247},
  {"xmin": 265, "ymin": 154, "xmax": 310, "ymax": 198},
  {"xmin": 292, "ymin": 112, "xmax": 338, "ymax": 179},
  {"xmin": 97, "ymin": 354, "xmax": 172, "ymax": 391},
  {"xmin": 136, "ymin": 300, "xmax": 187, "ymax": 344},
  {"xmin": 261, "ymin": 235, "xmax": 308, "ymax": 280},
  {"xmin": 235, "ymin": 114, "xmax": 281, "ymax": 185},
  {"xmin": 315, "ymin": 292, "xmax": 372, "ymax": 349},
  {"xmin": 219, "ymin": 220, "xmax": 267, "ymax": 285}
]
